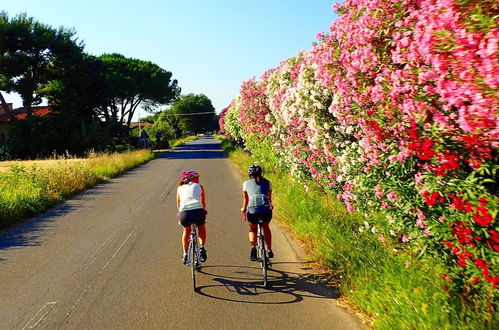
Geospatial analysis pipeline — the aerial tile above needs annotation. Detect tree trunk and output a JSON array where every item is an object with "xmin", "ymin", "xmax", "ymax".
[
  {"xmin": 23, "ymin": 97, "xmax": 33, "ymax": 118},
  {"xmin": 126, "ymin": 100, "xmax": 142, "ymax": 128}
]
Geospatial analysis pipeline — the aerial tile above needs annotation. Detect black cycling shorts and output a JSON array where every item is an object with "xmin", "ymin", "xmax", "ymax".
[
  {"xmin": 179, "ymin": 208, "xmax": 206, "ymax": 227},
  {"xmin": 246, "ymin": 210, "xmax": 272, "ymax": 224}
]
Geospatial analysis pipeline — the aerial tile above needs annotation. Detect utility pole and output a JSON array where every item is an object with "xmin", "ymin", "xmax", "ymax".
[{"xmin": 138, "ymin": 113, "xmax": 142, "ymax": 138}]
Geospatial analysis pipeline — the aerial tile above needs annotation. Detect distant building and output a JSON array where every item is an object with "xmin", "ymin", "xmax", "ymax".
[
  {"xmin": 129, "ymin": 121, "xmax": 152, "ymax": 128},
  {"xmin": 0, "ymin": 104, "xmax": 51, "ymax": 145}
]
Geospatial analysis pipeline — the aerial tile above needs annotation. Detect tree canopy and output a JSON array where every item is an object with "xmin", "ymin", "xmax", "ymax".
[
  {"xmin": 0, "ymin": 12, "xmax": 83, "ymax": 116},
  {"xmin": 0, "ymin": 12, "xmax": 183, "ymax": 158},
  {"xmin": 98, "ymin": 53, "xmax": 181, "ymax": 127},
  {"xmin": 170, "ymin": 93, "xmax": 217, "ymax": 134}
]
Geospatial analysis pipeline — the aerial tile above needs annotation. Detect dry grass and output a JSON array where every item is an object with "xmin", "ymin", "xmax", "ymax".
[
  {"xmin": 0, "ymin": 158, "xmax": 85, "ymax": 173},
  {"xmin": 0, "ymin": 149, "xmax": 154, "ymax": 228}
]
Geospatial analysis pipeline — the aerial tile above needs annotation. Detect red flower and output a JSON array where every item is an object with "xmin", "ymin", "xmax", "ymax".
[
  {"xmin": 442, "ymin": 240, "xmax": 454, "ymax": 248},
  {"xmin": 418, "ymin": 139, "xmax": 436, "ymax": 160},
  {"xmin": 423, "ymin": 191, "xmax": 441, "ymax": 206},
  {"xmin": 475, "ymin": 258, "xmax": 487, "ymax": 270},
  {"xmin": 473, "ymin": 207, "xmax": 493, "ymax": 226},
  {"xmin": 408, "ymin": 122, "xmax": 419, "ymax": 140},
  {"xmin": 490, "ymin": 230, "xmax": 499, "ymax": 243},
  {"xmin": 471, "ymin": 277, "xmax": 480, "ymax": 284},
  {"xmin": 452, "ymin": 196, "xmax": 473, "ymax": 213},
  {"xmin": 434, "ymin": 151, "xmax": 460, "ymax": 176}
]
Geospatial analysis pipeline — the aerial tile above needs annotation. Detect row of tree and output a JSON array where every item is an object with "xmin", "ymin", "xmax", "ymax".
[
  {"xmin": 141, "ymin": 93, "xmax": 218, "ymax": 148},
  {"xmin": 1, "ymin": 12, "xmax": 200, "ymax": 158}
]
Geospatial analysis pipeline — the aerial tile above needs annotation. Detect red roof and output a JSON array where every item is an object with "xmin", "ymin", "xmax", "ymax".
[
  {"xmin": 130, "ymin": 121, "xmax": 152, "ymax": 127},
  {"xmin": 0, "ymin": 105, "xmax": 51, "ymax": 122}
]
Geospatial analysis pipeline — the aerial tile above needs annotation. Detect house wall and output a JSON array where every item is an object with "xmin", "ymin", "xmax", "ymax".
[{"xmin": 0, "ymin": 122, "xmax": 8, "ymax": 145}]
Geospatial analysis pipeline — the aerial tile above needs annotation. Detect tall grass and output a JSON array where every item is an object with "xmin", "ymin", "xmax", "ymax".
[
  {"xmin": 0, "ymin": 150, "xmax": 153, "ymax": 228},
  {"xmin": 220, "ymin": 139, "xmax": 492, "ymax": 329}
]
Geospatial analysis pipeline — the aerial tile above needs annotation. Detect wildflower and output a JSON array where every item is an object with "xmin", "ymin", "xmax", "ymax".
[
  {"xmin": 422, "ymin": 191, "xmax": 442, "ymax": 206},
  {"xmin": 387, "ymin": 191, "xmax": 398, "ymax": 202},
  {"xmin": 379, "ymin": 233, "xmax": 386, "ymax": 246},
  {"xmin": 473, "ymin": 207, "xmax": 493, "ymax": 226}
]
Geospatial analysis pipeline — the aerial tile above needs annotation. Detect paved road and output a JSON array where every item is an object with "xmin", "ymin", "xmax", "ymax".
[{"xmin": 0, "ymin": 136, "xmax": 362, "ymax": 329}]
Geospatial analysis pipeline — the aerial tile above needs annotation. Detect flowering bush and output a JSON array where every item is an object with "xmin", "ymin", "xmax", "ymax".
[{"xmin": 219, "ymin": 0, "xmax": 498, "ymax": 299}]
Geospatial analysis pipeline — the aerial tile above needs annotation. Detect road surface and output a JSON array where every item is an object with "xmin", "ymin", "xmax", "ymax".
[{"xmin": 0, "ymin": 136, "xmax": 362, "ymax": 329}]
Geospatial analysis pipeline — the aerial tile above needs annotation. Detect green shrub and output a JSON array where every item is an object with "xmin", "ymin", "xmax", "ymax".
[{"xmin": 221, "ymin": 139, "xmax": 496, "ymax": 329}]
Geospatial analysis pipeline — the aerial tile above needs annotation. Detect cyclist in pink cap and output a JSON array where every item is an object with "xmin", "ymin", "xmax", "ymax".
[{"xmin": 176, "ymin": 170, "xmax": 207, "ymax": 264}]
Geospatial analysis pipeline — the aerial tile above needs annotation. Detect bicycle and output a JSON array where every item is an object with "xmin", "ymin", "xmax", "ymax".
[
  {"xmin": 255, "ymin": 218, "xmax": 271, "ymax": 287},
  {"xmin": 186, "ymin": 224, "xmax": 201, "ymax": 291}
]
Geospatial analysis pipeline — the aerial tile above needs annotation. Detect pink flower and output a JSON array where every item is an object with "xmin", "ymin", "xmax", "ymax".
[
  {"xmin": 379, "ymin": 233, "xmax": 386, "ymax": 246},
  {"xmin": 387, "ymin": 191, "xmax": 398, "ymax": 202}
]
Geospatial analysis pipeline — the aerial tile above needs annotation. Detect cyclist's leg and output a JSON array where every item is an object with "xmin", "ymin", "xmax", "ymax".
[
  {"xmin": 263, "ymin": 211, "xmax": 273, "ymax": 255},
  {"xmin": 263, "ymin": 222, "xmax": 272, "ymax": 251},
  {"xmin": 247, "ymin": 214, "xmax": 258, "ymax": 247},
  {"xmin": 197, "ymin": 224, "xmax": 206, "ymax": 245},
  {"xmin": 249, "ymin": 224, "xmax": 258, "ymax": 261},
  {"xmin": 178, "ymin": 211, "xmax": 193, "ymax": 254},
  {"xmin": 247, "ymin": 214, "xmax": 258, "ymax": 261},
  {"xmin": 192, "ymin": 208, "xmax": 207, "ymax": 262},
  {"xmin": 182, "ymin": 226, "xmax": 192, "ymax": 254},
  {"xmin": 193, "ymin": 208, "xmax": 207, "ymax": 245}
]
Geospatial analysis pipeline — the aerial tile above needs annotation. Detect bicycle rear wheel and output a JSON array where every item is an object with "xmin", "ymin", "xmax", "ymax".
[
  {"xmin": 191, "ymin": 238, "xmax": 197, "ymax": 291},
  {"xmin": 257, "ymin": 229, "xmax": 268, "ymax": 287}
]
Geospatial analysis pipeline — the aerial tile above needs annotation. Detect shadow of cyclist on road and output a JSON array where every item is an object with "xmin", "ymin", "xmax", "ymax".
[{"xmin": 195, "ymin": 263, "xmax": 339, "ymax": 304}]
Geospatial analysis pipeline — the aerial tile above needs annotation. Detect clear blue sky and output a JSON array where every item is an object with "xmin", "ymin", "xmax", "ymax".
[{"xmin": 2, "ymin": 0, "xmax": 339, "ymax": 116}]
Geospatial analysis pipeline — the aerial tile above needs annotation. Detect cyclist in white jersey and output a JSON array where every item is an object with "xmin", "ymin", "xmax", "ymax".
[{"xmin": 176, "ymin": 170, "xmax": 207, "ymax": 264}]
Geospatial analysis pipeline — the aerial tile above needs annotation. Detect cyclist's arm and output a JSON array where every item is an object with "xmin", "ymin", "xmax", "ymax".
[
  {"xmin": 241, "ymin": 191, "xmax": 249, "ymax": 213},
  {"xmin": 268, "ymin": 181, "xmax": 273, "ymax": 208},
  {"xmin": 200, "ymin": 185, "xmax": 207, "ymax": 209},
  {"xmin": 176, "ymin": 189, "xmax": 180, "ymax": 210}
]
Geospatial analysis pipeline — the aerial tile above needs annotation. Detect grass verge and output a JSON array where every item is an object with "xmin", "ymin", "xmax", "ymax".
[
  {"xmin": 0, "ymin": 149, "xmax": 154, "ymax": 229},
  {"xmin": 220, "ymin": 138, "xmax": 493, "ymax": 329},
  {"xmin": 0, "ymin": 135, "xmax": 202, "ymax": 229}
]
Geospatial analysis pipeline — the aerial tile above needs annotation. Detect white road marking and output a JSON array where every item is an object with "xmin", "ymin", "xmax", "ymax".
[
  {"xmin": 23, "ymin": 301, "xmax": 57, "ymax": 329},
  {"xmin": 81, "ymin": 228, "xmax": 120, "ymax": 270},
  {"xmin": 23, "ymin": 229, "xmax": 137, "ymax": 329},
  {"xmin": 64, "ymin": 229, "xmax": 136, "ymax": 321}
]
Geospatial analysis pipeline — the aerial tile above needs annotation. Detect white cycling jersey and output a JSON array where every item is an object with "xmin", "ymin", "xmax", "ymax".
[{"xmin": 177, "ymin": 182, "xmax": 203, "ymax": 211}]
